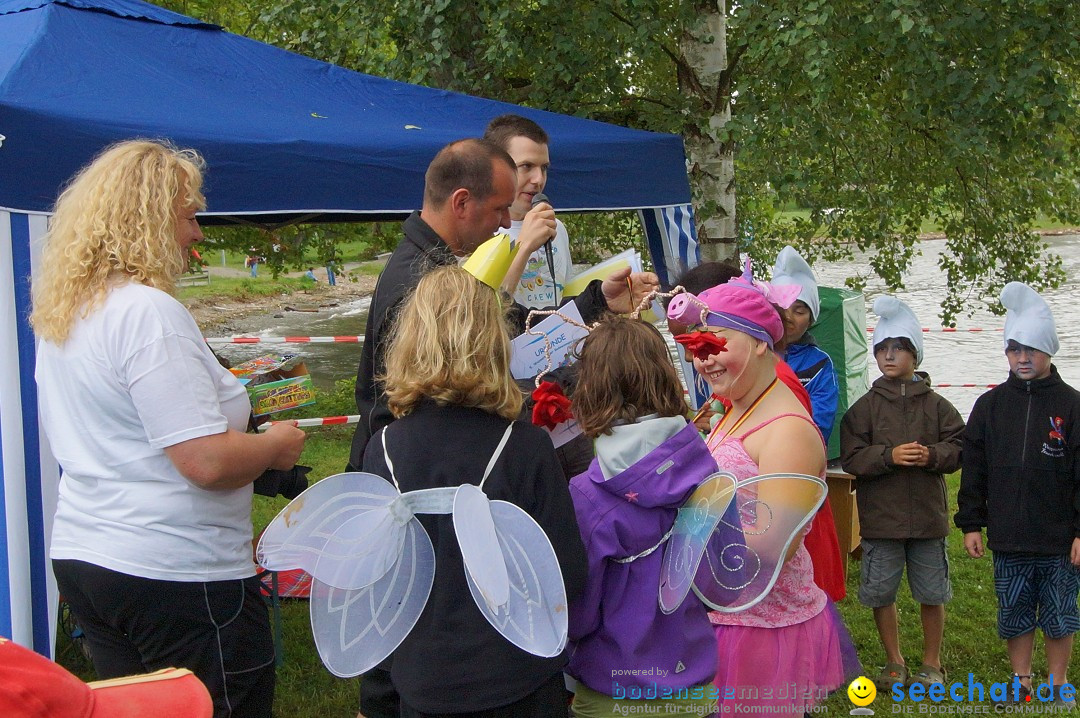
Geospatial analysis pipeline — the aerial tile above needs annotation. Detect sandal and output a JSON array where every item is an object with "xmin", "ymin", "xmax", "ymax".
[
  {"xmin": 994, "ymin": 674, "xmax": 1033, "ymax": 706},
  {"xmin": 909, "ymin": 664, "xmax": 946, "ymax": 688},
  {"xmin": 875, "ymin": 662, "xmax": 909, "ymax": 692}
]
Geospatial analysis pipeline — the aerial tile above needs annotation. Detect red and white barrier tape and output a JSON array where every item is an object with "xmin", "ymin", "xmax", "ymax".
[
  {"xmin": 205, "ymin": 336, "xmax": 364, "ymax": 345},
  {"xmin": 212, "ymin": 330, "xmax": 1005, "ymax": 343},
  {"xmin": 865, "ymin": 327, "xmax": 1003, "ymax": 333},
  {"xmin": 933, "ymin": 383, "xmax": 998, "ymax": 389},
  {"xmin": 258, "ymin": 415, "xmax": 360, "ymax": 430}
]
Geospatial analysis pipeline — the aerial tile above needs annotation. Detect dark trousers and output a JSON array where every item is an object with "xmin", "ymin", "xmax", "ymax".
[
  {"xmin": 360, "ymin": 663, "xmax": 400, "ymax": 718},
  {"xmin": 54, "ymin": 559, "xmax": 275, "ymax": 718},
  {"xmin": 399, "ymin": 673, "xmax": 568, "ymax": 718}
]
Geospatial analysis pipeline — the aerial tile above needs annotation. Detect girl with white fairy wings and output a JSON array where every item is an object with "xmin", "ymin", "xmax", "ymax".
[{"xmin": 364, "ymin": 265, "xmax": 587, "ymax": 717}]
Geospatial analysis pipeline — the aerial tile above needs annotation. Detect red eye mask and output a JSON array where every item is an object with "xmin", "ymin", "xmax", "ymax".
[{"xmin": 674, "ymin": 332, "xmax": 728, "ymax": 362}]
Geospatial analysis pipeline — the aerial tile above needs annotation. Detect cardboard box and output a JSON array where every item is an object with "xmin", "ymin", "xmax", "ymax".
[
  {"xmin": 229, "ymin": 353, "xmax": 315, "ymax": 416},
  {"xmin": 229, "ymin": 352, "xmax": 308, "ymax": 381},
  {"xmin": 248, "ymin": 375, "xmax": 316, "ymax": 417}
]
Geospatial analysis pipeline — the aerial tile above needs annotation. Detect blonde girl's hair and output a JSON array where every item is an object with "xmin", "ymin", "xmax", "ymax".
[
  {"xmin": 382, "ymin": 265, "xmax": 522, "ymax": 420},
  {"xmin": 30, "ymin": 139, "xmax": 206, "ymax": 344},
  {"xmin": 572, "ymin": 316, "xmax": 687, "ymax": 438}
]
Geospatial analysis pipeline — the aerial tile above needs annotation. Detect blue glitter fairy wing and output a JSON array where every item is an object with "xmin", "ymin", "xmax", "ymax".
[
  {"xmin": 658, "ymin": 471, "xmax": 739, "ymax": 614},
  {"xmin": 692, "ymin": 473, "xmax": 826, "ymax": 613}
]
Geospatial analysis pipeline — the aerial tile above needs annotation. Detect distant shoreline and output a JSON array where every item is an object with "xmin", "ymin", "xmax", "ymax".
[
  {"xmin": 916, "ymin": 226, "xmax": 1080, "ymax": 241},
  {"xmin": 186, "ymin": 274, "xmax": 376, "ymax": 333},
  {"xmin": 187, "ymin": 226, "xmax": 1080, "ymax": 333}
]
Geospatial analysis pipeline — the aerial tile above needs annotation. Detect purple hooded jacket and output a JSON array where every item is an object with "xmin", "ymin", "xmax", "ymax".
[{"xmin": 567, "ymin": 419, "xmax": 719, "ymax": 694}]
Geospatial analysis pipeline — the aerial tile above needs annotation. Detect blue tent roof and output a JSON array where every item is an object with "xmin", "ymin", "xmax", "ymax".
[{"xmin": 0, "ymin": 0, "xmax": 691, "ymax": 223}]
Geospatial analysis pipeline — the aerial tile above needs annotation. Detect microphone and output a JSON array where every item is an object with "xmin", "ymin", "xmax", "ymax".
[{"xmin": 531, "ymin": 193, "xmax": 558, "ymax": 302}]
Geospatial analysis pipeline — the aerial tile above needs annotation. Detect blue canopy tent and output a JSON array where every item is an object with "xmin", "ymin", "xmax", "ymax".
[{"xmin": 0, "ymin": 0, "xmax": 699, "ymax": 654}]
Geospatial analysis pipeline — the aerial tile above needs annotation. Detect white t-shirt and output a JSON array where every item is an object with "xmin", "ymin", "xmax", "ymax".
[
  {"xmin": 38, "ymin": 282, "xmax": 256, "ymax": 581},
  {"xmin": 506, "ymin": 218, "xmax": 571, "ymax": 309}
]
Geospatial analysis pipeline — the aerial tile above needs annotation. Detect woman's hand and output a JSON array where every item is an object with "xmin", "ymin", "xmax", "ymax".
[
  {"xmin": 262, "ymin": 421, "xmax": 306, "ymax": 470},
  {"xmin": 165, "ymin": 424, "xmax": 307, "ymax": 491}
]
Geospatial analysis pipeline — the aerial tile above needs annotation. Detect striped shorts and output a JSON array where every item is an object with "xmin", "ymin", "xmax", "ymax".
[{"xmin": 992, "ymin": 552, "xmax": 1080, "ymax": 639}]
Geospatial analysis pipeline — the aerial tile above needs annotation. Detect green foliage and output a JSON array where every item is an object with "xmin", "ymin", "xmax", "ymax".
[
  {"xmin": 731, "ymin": 0, "xmax": 1080, "ymax": 321},
  {"xmin": 561, "ymin": 212, "xmax": 652, "ymax": 266},
  {"xmin": 200, "ymin": 223, "xmax": 396, "ymax": 279},
  {"xmin": 160, "ymin": 0, "xmax": 1080, "ymax": 322}
]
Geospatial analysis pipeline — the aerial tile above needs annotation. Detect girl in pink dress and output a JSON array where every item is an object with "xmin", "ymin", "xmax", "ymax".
[{"xmin": 668, "ymin": 269, "xmax": 860, "ymax": 715}]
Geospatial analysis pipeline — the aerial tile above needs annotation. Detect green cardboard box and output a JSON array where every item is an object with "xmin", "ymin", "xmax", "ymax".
[{"xmin": 247, "ymin": 375, "xmax": 316, "ymax": 417}]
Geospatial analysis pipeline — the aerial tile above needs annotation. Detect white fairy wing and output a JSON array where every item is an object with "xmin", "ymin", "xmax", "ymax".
[
  {"xmin": 257, "ymin": 472, "xmax": 406, "ymax": 590},
  {"xmin": 455, "ymin": 494, "xmax": 568, "ymax": 658},
  {"xmin": 692, "ymin": 472, "xmax": 826, "ymax": 613},
  {"xmin": 658, "ymin": 471, "xmax": 738, "ymax": 614},
  {"xmin": 308, "ymin": 517, "xmax": 435, "ymax": 678},
  {"xmin": 454, "ymin": 484, "xmax": 510, "ymax": 610}
]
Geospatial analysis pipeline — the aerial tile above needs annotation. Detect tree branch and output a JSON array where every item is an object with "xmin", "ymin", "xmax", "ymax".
[{"xmin": 607, "ymin": 6, "xmax": 706, "ymax": 98}]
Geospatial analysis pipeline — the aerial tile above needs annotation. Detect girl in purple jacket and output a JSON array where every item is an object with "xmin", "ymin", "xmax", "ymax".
[{"xmin": 566, "ymin": 317, "xmax": 719, "ymax": 718}]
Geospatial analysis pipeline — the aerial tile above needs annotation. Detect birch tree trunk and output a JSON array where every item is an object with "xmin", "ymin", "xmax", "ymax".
[{"xmin": 680, "ymin": 1, "xmax": 737, "ymax": 265}]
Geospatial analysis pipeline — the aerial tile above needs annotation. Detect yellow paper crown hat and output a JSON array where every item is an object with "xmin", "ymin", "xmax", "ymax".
[{"xmin": 462, "ymin": 233, "xmax": 518, "ymax": 290}]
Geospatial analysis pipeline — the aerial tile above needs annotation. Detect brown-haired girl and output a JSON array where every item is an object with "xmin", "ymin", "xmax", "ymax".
[
  {"xmin": 363, "ymin": 265, "xmax": 587, "ymax": 718},
  {"xmin": 566, "ymin": 316, "xmax": 720, "ymax": 717}
]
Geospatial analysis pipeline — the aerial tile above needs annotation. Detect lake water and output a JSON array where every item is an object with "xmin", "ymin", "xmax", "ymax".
[
  {"xmin": 811, "ymin": 233, "xmax": 1080, "ymax": 418},
  {"xmin": 211, "ymin": 234, "xmax": 1080, "ymax": 419}
]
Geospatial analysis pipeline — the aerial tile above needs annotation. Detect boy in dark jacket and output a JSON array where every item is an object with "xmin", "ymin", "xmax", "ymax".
[
  {"xmin": 841, "ymin": 296, "xmax": 964, "ymax": 692},
  {"xmin": 955, "ymin": 282, "xmax": 1080, "ymax": 706}
]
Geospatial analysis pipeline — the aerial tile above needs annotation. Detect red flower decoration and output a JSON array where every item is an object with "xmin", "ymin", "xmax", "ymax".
[
  {"xmin": 674, "ymin": 331, "xmax": 728, "ymax": 361},
  {"xmin": 531, "ymin": 381, "xmax": 573, "ymax": 430}
]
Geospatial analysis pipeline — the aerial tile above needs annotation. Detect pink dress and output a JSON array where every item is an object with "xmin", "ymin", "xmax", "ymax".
[{"xmin": 707, "ymin": 414, "xmax": 859, "ymax": 714}]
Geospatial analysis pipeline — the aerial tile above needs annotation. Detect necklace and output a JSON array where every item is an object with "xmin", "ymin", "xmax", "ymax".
[{"xmin": 706, "ymin": 377, "xmax": 779, "ymax": 447}]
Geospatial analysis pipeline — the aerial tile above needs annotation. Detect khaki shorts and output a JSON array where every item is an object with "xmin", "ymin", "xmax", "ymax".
[{"xmin": 858, "ymin": 537, "xmax": 952, "ymax": 607}]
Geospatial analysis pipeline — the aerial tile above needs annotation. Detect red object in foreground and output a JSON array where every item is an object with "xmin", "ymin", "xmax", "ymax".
[{"xmin": 531, "ymin": 381, "xmax": 573, "ymax": 430}]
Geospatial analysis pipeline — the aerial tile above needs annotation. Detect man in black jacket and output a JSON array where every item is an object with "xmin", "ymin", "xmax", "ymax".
[
  {"xmin": 348, "ymin": 137, "xmax": 657, "ymax": 474},
  {"xmin": 349, "ymin": 137, "xmax": 655, "ymax": 718}
]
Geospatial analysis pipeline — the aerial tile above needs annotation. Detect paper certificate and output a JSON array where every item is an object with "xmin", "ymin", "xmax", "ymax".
[{"xmin": 510, "ymin": 303, "xmax": 588, "ymax": 380}]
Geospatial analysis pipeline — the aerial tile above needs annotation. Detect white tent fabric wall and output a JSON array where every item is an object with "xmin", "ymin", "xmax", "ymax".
[{"xmin": 0, "ymin": 210, "xmax": 59, "ymax": 654}]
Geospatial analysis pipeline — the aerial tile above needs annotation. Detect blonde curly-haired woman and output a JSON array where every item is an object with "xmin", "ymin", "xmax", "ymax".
[{"xmin": 31, "ymin": 140, "xmax": 305, "ymax": 718}]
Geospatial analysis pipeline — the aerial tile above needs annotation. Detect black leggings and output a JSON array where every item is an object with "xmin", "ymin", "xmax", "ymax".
[{"xmin": 54, "ymin": 559, "xmax": 275, "ymax": 718}]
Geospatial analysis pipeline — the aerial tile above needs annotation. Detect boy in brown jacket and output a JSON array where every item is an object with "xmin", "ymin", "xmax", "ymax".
[{"xmin": 840, "ymin": 296, "xmax": 965, "ymax": 693}]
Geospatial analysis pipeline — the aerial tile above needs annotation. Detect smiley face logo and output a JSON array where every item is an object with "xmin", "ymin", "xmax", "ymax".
[{"xmin": 848, "ymin": 676, "xmax": 877, "ymax": 707}]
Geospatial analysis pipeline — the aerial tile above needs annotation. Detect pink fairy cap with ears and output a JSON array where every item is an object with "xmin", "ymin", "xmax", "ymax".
[{"xmin": 667, "ymin": 259, "xmax": 799, "ymax": 348}]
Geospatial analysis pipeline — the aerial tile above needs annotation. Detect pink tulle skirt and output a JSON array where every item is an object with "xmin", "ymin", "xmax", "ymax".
[{"xmin": 712, "ymin": 601, "xmax": 861, "ymax": 715}]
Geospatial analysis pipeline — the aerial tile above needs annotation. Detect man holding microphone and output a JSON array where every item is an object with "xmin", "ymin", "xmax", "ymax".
[{"xmin": 484, "ymin": 114, "xmax": 571, "ymax": 309}]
